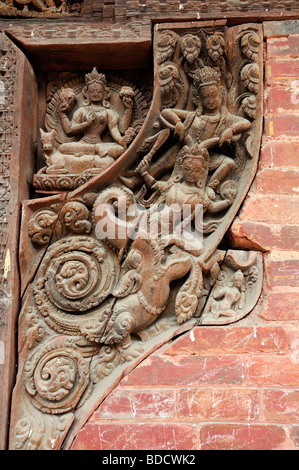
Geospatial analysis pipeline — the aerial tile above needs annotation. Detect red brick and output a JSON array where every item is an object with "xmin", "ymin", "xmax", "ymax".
[
  {"xmin": 229, "ymin": 220, "xmax": 299, "ymax": 251},
  {"xmin": 239, "ymin": 195, "xmax": 299, "ymax": 224},
  {"xmin": 121, "ymin": 355, "xmax": 245, "ymax": 387},
  {"xmin": 264, "ymin": 20, "xmax": 299, "ymax": 39},
  {"xmin": 255, "ymin": 169, "xmax": 299, "ymax": 195},
  {"xmin": 178, "ymin": 388, "xmax": 259, "ymax": 421},
  {"xmin": 200, "ymin": 424, "xmax": 288, "ymax": 450},
  {"xmin": 266, "ymin": 59, "xmax": 299, "ymax": 85},
  {"xmin": 260, "ymin": 141, "xmax": 299, "ymax": 168},
  {"xmin": 72, "ymin": 423, "xmax": 198, "ymax": 450},
  {"xmin": 228, "ymin": 219, "xmax": 269, "ymax": 251},
  {"xmin": 267, "ymin": 36, "xmax": 299, "ymax": 58},
  {"xmin": 290, "ymin": 426, "xmax": 299, "ymax": 448},
  {"xmin": 265, "ymin": 114, "xmax": 299, "ymax": 138},
  {"xmin": 261, "ymin": 291, "xmax": 299, "ymax": 321},
  {"xmin": 263, "ymin": 389, "xmax": 299, "ymax": 423},
  {"xmin": 91, "ymin": 389, "xmax": 175, "ymax": 420},
  {"xmin": 265, "ymin": 257, "xmax": 299, "ymax": 288},
  {"xmin": 246, "ymin": 356, "xmax": 299, "ymax": 387},
  {"xmin": 267, "ymin": 87, "xmax": 299, "ymax": 113},
  {"xmin": 276, "ymin": 225, "xmax": 299, "ymax": 251},
  {"xmin": 165, "ymin": 326, "xmax": 289, "ymax": 356}
]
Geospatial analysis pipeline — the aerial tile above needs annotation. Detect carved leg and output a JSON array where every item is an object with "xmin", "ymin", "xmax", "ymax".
[
  {"xmin": 59, "ymin": 142, "xmax": 95, "ymax": 156},
  {"xmin": 95, "ymin": 143, "xmax": 124, "ymax": 159},
  {"xmin": 149, "ymin": 143, "xmax": 180, "ymax": 180},
  {"xmin": 46, "ymin": 165, "xmax": 69, "ymax": 174},
  {"xmin": 209, "ymin": 156, "xmax": 236, "ymax": 190}
]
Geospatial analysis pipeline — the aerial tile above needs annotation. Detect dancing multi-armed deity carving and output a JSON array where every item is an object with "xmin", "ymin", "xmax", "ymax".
[{"xmin": 10, "ymin": 22, "xmax": 264, "ymax": 450}]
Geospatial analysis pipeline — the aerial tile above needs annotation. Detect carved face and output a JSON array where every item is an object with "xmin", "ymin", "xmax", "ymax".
[
  {"xmin": 199, "ymin": 84, "xmax": 222, "ymax": 113},
  {"xmin": 86, "ymin": 82, "xmax": 105, "ymax": 104},
  {"xmin": 232, "ymin": 271, "xmax": 244, "ymax": 288},
  {"xmin": 182, "ymin": 157, "xmax": 203, "ymax": 183}
]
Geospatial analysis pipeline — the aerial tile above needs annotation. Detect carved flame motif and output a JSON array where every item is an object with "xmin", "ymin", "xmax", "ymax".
[
  {"xmin": 180, "ymin": 34, "xmax": 202, "ymax": 63},
  {"xmin": 240, "ymin": 31, "xmax": 261, "ymax": 61}
]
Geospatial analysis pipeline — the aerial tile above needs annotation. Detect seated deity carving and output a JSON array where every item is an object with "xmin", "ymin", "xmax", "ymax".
[
  {"xmin": 159, "ymin": 67, "xmax": 252, "ymax": 194},
  {"xmin": 34, "ymin": 68, "xmax": 149, "ymax": 191},
  {"xmin": 42, "ymin": 69, "xmax": 131, "ymax": 175}
]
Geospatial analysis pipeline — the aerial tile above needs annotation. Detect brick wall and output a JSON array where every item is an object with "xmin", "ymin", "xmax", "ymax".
[{"xmin": 71, "ymin": 20, "xmax": 299, "ymax": 451}]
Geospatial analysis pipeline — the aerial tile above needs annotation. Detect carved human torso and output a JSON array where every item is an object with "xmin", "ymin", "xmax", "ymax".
[
  {"xmin": 153, "ymin": 180, "xmax": 206, "ymax": 208},
  {"xmin": 71, "ymin": 105, "xmax": 118, "ymax": 144}
]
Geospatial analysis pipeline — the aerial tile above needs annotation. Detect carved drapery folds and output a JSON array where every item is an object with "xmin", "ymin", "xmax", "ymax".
[{"xmin": 10, "ymin": 22, "xmax": 264, "ymax": 450}]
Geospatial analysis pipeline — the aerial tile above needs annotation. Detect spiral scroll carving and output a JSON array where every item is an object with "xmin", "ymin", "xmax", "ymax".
[
  {"xmin": 33, "ymin": 236, "xmax": 117, "ymax": 335},
  {"xmin": 24, "ymin": 339, "xmax": 89, "ymax": 414}
]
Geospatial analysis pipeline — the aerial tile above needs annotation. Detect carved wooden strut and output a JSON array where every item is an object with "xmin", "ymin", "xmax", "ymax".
[{"xmin": 9, "ymin": 21, "xmax": 264, "ymax": 450}]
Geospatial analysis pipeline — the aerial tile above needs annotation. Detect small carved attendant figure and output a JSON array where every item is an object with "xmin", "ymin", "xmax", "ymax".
[
  {"xmin": 206, "ymin": 269, "xmax": 246, "ymax": 319},
  {"xmin": 161, "ymin": 67, "xmax": 252, "ymax": 195}
]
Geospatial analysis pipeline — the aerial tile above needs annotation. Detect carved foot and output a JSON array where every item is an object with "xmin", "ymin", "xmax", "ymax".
[
  {"xmin": 215, "ymin": 309, "xmax": 236, "ymax": 319},
  {"xmin": 208, "ymin": 179, "xmax": 220, "ymax": 191},
  {"xmin": 206, "ymin": 186, "xmax": 216, "ymax": 200},
  {"xmin": 101, "ymin": 309, "xmax": 136, "ymax": 345},
  {"xmin": 46, "ymin": 165, "xmax": 69, "ymax": 175}
]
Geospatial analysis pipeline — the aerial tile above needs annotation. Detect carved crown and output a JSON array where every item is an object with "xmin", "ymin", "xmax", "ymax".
[
  {"xmin": 181, "ymin": 144, "xmax": 210, "ymax": 168},
  {"xmin": 194, "ymin": 66, "xmax": 221, "ymax": 88},
  {"xmin": 85, "ymin": 67, "xmax": 108, "ymax": 88}
]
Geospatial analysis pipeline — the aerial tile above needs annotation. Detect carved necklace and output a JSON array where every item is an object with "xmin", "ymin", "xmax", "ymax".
[
  {"xmin": 196, "ymin": 111, "xmax": 221, "ymax": 143},
  {"xmin": 137, "ymin": 290, "xmax": 166, "ymax": 316}
]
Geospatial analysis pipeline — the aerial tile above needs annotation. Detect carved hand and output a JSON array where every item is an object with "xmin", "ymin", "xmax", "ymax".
[
  {"xmin": 219, "ymin": 128, "xmax": 233, "ymax": 146},
  {"xmin": 124, "ymin": 127, "xmax": 137, "ymax": 144},
  {"xmin": 174, "ymin": 121, "xmax": 185, "ymax": 143},
  {"xmin": 118, "ymin": 135, "xmax": 127, "ymax": 149},
  {"xmin": 136, "ymin": 157, "xmax": 150, "ymax": 176},
  {"xmin": 59, "ymin": 101, "xmax": 72, "ymax": 114},
  {"xmin": 86, "ymin": 109, "xmax": 97, "ymax": 126},
  {"xmin": 122, "ymin": 97, "xmax": 134, "ymax": 109},
  {"xmin": 224, "ymin": 192, "xmax": 235, "ymax": 205}
]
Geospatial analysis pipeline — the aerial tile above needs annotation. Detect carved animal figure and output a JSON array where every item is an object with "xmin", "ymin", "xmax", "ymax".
[
  {"xmin": 101, "ymin": 238, "xmax": 192, "ymax": 344},
  {"xmin": 40, "ymin": 128, "xmax": 56, "ymax": 165},
  {"xmin": 93, "ymin": 185, "xmax": 194, "ymax": 344}
]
